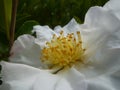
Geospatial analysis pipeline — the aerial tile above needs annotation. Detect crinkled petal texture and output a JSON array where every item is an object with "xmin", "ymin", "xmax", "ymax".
[
  {"xmin": 104, "ymin": 0, "xmax": 120, "ymax": 20},
  {"xmin": 77, "ymin": 6, "xmax": 120, "ymax": 77},
  {"xmin": 9, "ymin": 35, "xmax": 44, "ymax": 68},
  {"xmin": 0, "ymin": 61, "xmax": 87, "ymax": 90}
]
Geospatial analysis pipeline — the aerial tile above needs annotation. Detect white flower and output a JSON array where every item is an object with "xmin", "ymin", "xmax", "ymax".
[{"xmin": 1, "ymin": 1, "xmax": 120, "ymax": 90}]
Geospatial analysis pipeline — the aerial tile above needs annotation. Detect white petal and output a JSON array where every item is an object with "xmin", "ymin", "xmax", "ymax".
[
  {"xmin": 111, "ymin": 70, "xmax": 120, "ymax": 77},
  {"xmin": 30, "ymin": 75, "xmax": 60, "ymax": 90},
  {"xmin": 9, "ymin": 34, "xmax": 43, "ymax": 68},
  {"xmin": 33, "ymin": 25, "xmax": 56, "ymax": 48},
  {"xmin": 0, "ymin": 61, "xmax": 60, "ymax": 90},
  {"xmin": 31, "ymin": 68, "xmax": 87, "ymax": 90},
  {"xmin": 104, "ymin": 0, "xmax": 120, "ymax": 20},
  {"xmin": 84, "ymin": 6, "xmax": 120, "ymax": 30},
  {"xmin": 59, "ymin": 68, "xmax": 87, "ymax": 90},
  {"xmin": 33, "ymin": 77, "xmax": 72, "ymax": 90},
  {"xmin": 109, "ymin": 71, "xmax": 120, "ymax": 89},
  {"xmin": 33, "ymin": 19, "xmax": 80, "ymax": 47},
  {"xmin": 78, "ymin": 6, "xmax": 120, "ymax": 47},
  {"xmin": 63, "ymin": 18, "xmax": 81, "ymax": 35},
  {"xmin": 54, "ymin": 25, "xmax": 64, "ymax": 36},
  {"xmin": 78, "ymin": 7, "xmax": 120, "ymax": 77},
  {"xmin": 87, "ymin": 74, "xmax": 120, "ymax": 90},
  {"xmin": 54, "ymin": 26, "xmax": 63, "ymax": 33},
  {"xmin": 53, "ymin": 19, "xmax": 81, "ymax": 38},
  {"xmin": 0, "ymin": 62, "xmax": 86, "ymax": 90},
  {"xmin": 55, "ymin": 79, "xmax": 72, "ymax": 90}
]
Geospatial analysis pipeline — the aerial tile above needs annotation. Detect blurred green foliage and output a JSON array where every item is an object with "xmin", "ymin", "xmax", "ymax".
[
  {"xmin": 0, "ymin": 0, "xmax": 12, "ymax": 61},
  {"xmin": 0, "ymin": 0, "xmax": 12, "ymax": 39},
  {"xmin": 0, "ymin": 0, "xmax": 108, "ymax": 61},
  {"xmin": 16, "ymin": 0, "xmax": 108, "ymax": 28}
]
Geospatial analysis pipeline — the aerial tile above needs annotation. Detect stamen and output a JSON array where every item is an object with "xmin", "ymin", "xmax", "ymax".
[
  {"xmin": 41, "ymin": 30, "xmax": 86, "ymax": 69},
  {"xmin": 60, "ymin": 30, "xmax": 64, "ymax": 35}
]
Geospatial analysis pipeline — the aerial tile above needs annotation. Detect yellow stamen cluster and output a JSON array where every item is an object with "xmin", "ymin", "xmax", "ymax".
[{"xmin": 41, "ymin": 30, "xmax": 85, "ymax": 68}]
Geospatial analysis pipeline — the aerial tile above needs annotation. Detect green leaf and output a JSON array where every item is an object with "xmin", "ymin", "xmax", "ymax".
[
  {"xmin": 74, "ymin": 16, "xmax": 82, "ymax": 24},
  {"xmin": 0, "ymin": 0, "xmax": 12, "ymax": 39},
  {"xmin": 0, "ymin": 31, "xmax": 9, "ymax": 61},
  {"xmin": 15, "ymin": 20, "xmax": 39, "ymax": 38},
  {"xmin": 0, "ymin": 32, "xmax": 9, "ymax": 53}
]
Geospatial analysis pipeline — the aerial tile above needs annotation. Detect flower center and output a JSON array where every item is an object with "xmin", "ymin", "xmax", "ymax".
[{"xmin": 41, "ymin": 30, "xmax": 85, "ymax": 69}]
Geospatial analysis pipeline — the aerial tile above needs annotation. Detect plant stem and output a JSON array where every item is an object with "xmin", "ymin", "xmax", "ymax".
[{"xmin": 9, "ymin": 0, "xmax": 18, "ymax": 48}]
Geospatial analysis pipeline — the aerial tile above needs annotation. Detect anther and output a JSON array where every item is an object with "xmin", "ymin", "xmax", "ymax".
[
  {"xmin": 60, "ymin": 30, "xmax": 64, "ymax": 35},
  {"xmin": 41, "ymin": 30, "xmax": 86, "ymax": 69},
  {"xmin": 52, "ymin": 34, "xmax": 56, "ymax": 39}
]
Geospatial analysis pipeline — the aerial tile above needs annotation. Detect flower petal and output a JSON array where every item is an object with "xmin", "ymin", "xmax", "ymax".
[
  {"xmin": 0, "ymin": 61, "xmax": 60, "ymax": 90},
  {"xmin": 78, "ymin": 6, "xmax": 120, "ymax": 77},
  {"xmin": 109, "ymin": 71, "xmax": 120, "ymax": 89},
  {"xmin": 87, "ymin": 77, "xmax": 118, "ymax": 90},
  {"xmin": 53, "ymin": 19, "xmax": 81, "ymax": 37},
  {"xmin": 104, "ymin": 0, "xmax": 120, "ymax": 20},
  {"xmin": 111, "ymin": 70, "xmax": 120, "ymax": 77},
  {"xmin": 54, "ymin": 25, "xmax": 63, "ymax": 34},
  {"xmin": 63, "ymin": 18, "xmax": 80, "ymax": 35},
  {"xmin": 87, "ymin": 74, "xmax": 120, "ymax": 90},
  {"xmin": 1, "ymin": 62, "xmax": 85, "ymax": 90},
  {"xmin": 33, "ymin": 25, "xmax": 56, "ymax": 48},
  {"xmin": 84, "ymin": 6, "xmax": 120, "ymax": 29},
  {"xmin": 59, "ymin": 68, "xmax": 87, "ymax": 90},
  {"xmin": 74, "ymin": 6, "xmax": 120, "ymax": 48},
  {"xmin": 33, "ymin": 77, "xmax": 72, "ymax": 90},
  {"xmin": 31, "ymin": 67, "xmax": 87, "ymax": 90},
  {"xmin": 9, "ymin": 35, "xmax": 43, "ymax": 68}
]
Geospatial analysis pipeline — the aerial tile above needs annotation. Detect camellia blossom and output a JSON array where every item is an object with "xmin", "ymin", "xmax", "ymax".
[{"xmin": 0, "ymin": 0, "xmax": 120, "ymax": 90}]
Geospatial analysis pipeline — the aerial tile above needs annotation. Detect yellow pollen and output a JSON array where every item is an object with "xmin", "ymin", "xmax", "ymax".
[{"xmin": 41, "ymin": 30, "xmax": 85, "ymax": 68}]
